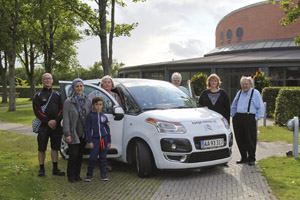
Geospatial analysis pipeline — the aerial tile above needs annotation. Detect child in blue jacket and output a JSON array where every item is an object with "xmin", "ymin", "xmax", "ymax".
[{"xmin": 85, "ymin": 96, "xmax": 111, "ymax": 182}]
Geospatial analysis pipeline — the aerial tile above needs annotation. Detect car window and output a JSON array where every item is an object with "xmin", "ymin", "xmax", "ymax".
[
  {"xmin": 123, "ymin": 81, "xmax": 197, "ymax": 110},
  {"xmin": 118, "ymin": 85, "xmax": 140, "ymax": 114},
  {"xmin": 64, "ymin": 84, "xmax": 115, "ymax": 114}
]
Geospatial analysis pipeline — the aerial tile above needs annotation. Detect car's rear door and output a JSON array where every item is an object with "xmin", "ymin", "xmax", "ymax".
[{"xmin": 59, "ymin": 81, "xmax": 124, "ymax": 158}]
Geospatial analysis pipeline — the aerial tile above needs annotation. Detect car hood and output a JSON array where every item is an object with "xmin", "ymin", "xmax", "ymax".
[{"xmin": 145, "ymin": 107, "xmax": 222, "ymax": 122}]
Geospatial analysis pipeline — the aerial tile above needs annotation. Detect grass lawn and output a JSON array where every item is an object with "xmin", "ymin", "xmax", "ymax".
[
  {"xmin": 258, "ymin": 126, "xmax": 300, "ymax": 144},
  {"xmin": 0, "ymin": 130, "xmax": 163, "ymax": 199},
  {"xmin": 0, "ymin": 97, "xmax": 32, "ymax": 107},
  {"xmin": 0, "ymin": 106, "xmax": 34, "ymax": 126},
  {"xmin": 0, "ymin": 130, "xmax": 54, "ymax": 199},
  {"xmin": 258, "ymin": 126, "xmax": 300, "ymax": 200},
  {"xmin": 258, "ymin": 156, "xmax": 300, "ymax": 200}
]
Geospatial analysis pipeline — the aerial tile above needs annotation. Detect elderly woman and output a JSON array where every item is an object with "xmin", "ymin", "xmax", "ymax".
[
  {"xmin": 198, "ymin": 73, "xmax": 230, "ymax": 124},
  {"xmin": 63, "ymin": 78, "xmax": 92, "ymax": 183},
  {"xmin": 101, "ymin": 75, "xmax": 121, "ymax": 105},
  {"xmin": 171, "ymin": 72, "xmax": 190, "ymax": 96}
]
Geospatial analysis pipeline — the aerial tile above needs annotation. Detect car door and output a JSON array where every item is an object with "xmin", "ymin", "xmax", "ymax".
[{"xmin": 59, "ymin": 81, "xmax": 124, "ymax": 158}]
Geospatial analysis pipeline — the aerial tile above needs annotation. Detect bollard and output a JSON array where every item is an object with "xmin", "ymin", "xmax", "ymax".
[
  {"xmin": 263, "ymin": 102, "xmax": 267, "ymax": 126},
  {"xmin": 286, "ymin": 117, "xmax": 299, "ymax": 159}
]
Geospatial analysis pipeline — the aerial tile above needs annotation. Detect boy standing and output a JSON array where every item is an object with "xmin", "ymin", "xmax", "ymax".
[{"xmin": 85, "ymin": 96, "xmax": 111, "ymax": 182}]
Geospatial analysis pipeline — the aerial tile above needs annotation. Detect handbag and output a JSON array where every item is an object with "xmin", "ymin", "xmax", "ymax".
[{"xmin": 32, "ymin": 92, "xmax": 53, "ymax": 133}]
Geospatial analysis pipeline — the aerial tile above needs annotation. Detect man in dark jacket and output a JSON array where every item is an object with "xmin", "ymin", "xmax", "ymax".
[{"xmin": 32, "ymin": 73, "xmax": 65, "ymax": 177}]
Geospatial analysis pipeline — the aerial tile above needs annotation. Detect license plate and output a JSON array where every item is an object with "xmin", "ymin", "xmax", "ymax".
[{"xmin": 201, "ymin": 138, "xmax": 224, "ymax": 149}]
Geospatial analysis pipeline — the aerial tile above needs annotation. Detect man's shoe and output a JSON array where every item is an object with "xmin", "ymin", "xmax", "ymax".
[
  {"xmin": 75, "ymin": 177, "xmax": 82, "ymax": 182},
  {"xmin": 100, "ymin": 175, "xmax": 109, "ymax": 181},
  {"xmin": 38, "ymin": 169, "xmax": 45, "ymax": 177},
  {"xmin": 248, "ymin": 161, "xmax": 255, "ymax": 166},
  {"xmin": 68, "ymin": 178, "xmax": 75, "ymax": 183},
  {"xmin": 85, "ymin": 176, "xmax": 93, "ymax": 182},
  {"xmin": 53, "ymin": 169, "xmax": 65, "ymax": 176},
  {"xmin": 236, "ymin": 159, "xmax": 248, "ymax": 164}
]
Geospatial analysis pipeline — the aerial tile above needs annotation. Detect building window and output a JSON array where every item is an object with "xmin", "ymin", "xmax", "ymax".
[
  {"xmin": 220, "ymin": 31, "xmax": 224, "ymax": 42},
  {"xmin": 236, "ymin": 27, "xmax": 244, "ymax": 40},
  {"xmin": 143, "ymin": 72, "xmax": 165, "ymax": 80},
  {"xmin": 269, "ymin": 67, "xmax": 300, "ymax": 86},
  {"xmin": 227, "ymin": 29, "xmax": 232, "ymax": 41},
  {"xmin": 125, "ymin": 73, "xmax": 140, "ymax": 78}
]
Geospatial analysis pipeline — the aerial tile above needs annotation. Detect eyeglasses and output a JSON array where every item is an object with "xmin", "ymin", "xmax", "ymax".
[{"xmin": 43, "ymin": 78, "xmax": 53, "ymax": 81}]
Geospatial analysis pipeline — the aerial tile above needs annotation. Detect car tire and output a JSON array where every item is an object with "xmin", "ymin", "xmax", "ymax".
[
  {"xmin": 60, "ymin": 136, "xmax": 69, "ymax": 160},
  {"xmin": 135, "ymin": 140, "xmax": 153, "ymax": 178}
]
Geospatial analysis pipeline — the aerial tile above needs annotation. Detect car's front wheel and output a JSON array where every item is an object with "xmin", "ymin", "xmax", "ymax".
[
  {"xmin": 135, "ymin": 140, "xmax": 153, "ymax": 178},
  {"xmin": 60, "ymin": 136, "xmax": 69, "ymax": 160}
]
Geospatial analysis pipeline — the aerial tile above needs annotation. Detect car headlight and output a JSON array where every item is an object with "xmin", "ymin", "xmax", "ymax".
[
  {"xmin": 146, "ymin": 118, "xmax": 187, "ymax": 134},
  {"xmin": 221, "ymin": 117, "xmax": 230, "ymax": 130}
]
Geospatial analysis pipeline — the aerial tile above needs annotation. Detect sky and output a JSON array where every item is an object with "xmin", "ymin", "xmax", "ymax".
[{"xmin": 76, "ymin": 0, "xmax": 265, "ymax": 68}]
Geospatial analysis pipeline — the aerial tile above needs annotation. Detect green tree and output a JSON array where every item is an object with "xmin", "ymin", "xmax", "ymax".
[
  {"xmin": 269, "ymin": 0, "xmax": 300, "ymax": 45},
  {"xmin": 0, "ymin": 51, "xmax": 8, "ymax": 103},
  {"xmin": 67, "ymin": 0, "xmax": 145, "ymax": 76},
  {"xmin": 0, "ymin": 0, "xmax": 21, "ymax": 111}
]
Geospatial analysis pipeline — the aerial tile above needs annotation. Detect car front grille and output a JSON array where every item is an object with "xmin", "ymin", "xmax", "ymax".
[
  {"xmin": 187, "ymin": 148, "xmax": 230, "ymax": 163},
  {"xmin": 193, "ymin": 134, "xmax": 227, "ymax": 150}
]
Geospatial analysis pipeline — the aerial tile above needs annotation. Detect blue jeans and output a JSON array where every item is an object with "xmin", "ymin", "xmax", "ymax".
[{"xmin": 86, "ymin": 136, "xmax": 108, "ymax": 177}]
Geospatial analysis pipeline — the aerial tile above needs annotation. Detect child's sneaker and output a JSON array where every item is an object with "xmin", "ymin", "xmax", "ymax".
[
  {"xmin": 100, "ymin": 175, "xmax": 109, "ymax": 181},
  {"xmin": 85, "ymin": 175, "xmax": 93, "ymax": 182}
]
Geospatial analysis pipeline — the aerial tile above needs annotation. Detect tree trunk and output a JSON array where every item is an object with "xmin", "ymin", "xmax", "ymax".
[
  {"xmin": 29, "ymin": 42, "xmax": 36, "ymax": 99},
  {"xmin": 0, "ymin": 52, "xmax": 8, "ymax": 103},
  {"xmin": 99, "ymin": 0, "xmax": 111, "ymax": 76},
  {"xmin": 108, "ymin": 0, "xmax": 115, "ymax": 71},
  {"xmin": 8, "ymin": 0, "xmax": 19, "ymax": 112}
]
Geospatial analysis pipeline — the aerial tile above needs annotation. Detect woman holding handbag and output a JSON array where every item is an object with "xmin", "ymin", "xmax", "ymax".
[{"xmin": 63, "ymin": 78, "xmax": 92, "ymax": 182}]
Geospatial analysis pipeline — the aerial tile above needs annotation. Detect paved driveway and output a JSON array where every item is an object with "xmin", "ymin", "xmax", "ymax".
[{"xmin": 0, "ymin": 117, "xmax": 295, "ymax": 200}]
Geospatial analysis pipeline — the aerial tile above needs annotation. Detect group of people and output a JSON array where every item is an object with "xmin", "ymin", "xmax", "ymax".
[
  {"xmin": 33, "ymin": 72, "xmax": 264, "ymax": 183},
  {"xmin": 33, "ymin": 73, "xmax": 116, "ymax": 183},
  {"xmin": 171, "ymin": 72, "xmax": 264, "ymax": 166}
]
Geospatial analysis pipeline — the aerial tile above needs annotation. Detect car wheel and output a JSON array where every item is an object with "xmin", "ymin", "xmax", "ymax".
[
  {"xmin": 60, "ymin": 136, "xmax": 69, "ymax": 160},
  {"xmin": 135, "ymin": 140, "xmax": 153, "ymax": 178}
]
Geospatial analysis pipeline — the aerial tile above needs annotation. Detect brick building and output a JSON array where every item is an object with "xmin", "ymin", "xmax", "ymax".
[{"xmin": 119, "ymin": 1, "xmax": 300, "ymax": 100}]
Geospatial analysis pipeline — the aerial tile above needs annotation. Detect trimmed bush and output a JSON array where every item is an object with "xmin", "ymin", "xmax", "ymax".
[
  {"xmin": 262, "ymin": 87, "xmax": 300, "ymax": 118},
  {"xmin": 262, "ymin": 87, "xmax": 282, "ymax": 117},
  {"xmin": 274, "ymin": 88, "xmax": 300, "ymax": 126}
]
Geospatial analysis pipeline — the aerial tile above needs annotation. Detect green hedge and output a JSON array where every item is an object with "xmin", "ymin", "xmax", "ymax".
[
  {"xmin": 262, "ymin": 87, "xmax": 281, "ymax": 117},
  {"xmin": 262, "ymin": 87, "xmax": 300, "ymax": 118},
  {"xmin": 274, "ymin": 88, "xmax": 300, "ymax": 126},
  {"xmin": 0, "ymin": 86, "xmax": 60, "ymax": 98}
]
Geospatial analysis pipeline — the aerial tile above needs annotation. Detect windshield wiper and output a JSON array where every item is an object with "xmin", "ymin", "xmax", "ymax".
[{"xmin": 143, "ymin": 107, "xmax": 169, "ymax": 111}]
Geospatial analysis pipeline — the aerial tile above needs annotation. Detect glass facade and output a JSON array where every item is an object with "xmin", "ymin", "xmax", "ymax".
[{"xmin": 269, "ymin": 67, "xmax": 300, "ymax": 86}]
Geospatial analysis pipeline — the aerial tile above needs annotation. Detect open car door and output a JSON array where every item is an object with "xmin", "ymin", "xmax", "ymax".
[{"xmin": 59, "ymin": 81, "xmax": 124, "ymax": 159}]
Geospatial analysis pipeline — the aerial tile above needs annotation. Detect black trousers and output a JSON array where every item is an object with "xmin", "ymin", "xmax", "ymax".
[
  {"xmin": 67, "ymin": 137, "xmax": 86, "ymax": 181},
  {"xmin": 233, "ymin": 113, "xmax": 257, "ymax": 162}
]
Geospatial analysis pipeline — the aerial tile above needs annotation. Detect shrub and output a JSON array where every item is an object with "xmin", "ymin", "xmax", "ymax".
[
  {"xmin": 262, "ymin": 87, "xmax": 282, "ymax": 117},
  {"xmin": 191, "ymin": 73, "xmax": 207, "ymax": 96},
  {"xmin": 274, "ymin": 88, "xmax": 300, "ymax": 126},
  {"xmin": 251, "ymin": 70, "xmax": 271, "ymax": 93}
]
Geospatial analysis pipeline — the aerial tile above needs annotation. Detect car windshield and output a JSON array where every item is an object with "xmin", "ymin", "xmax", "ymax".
[{"xmin": 123, "ymin": 80, "xmax": 197, "ymax": 110}]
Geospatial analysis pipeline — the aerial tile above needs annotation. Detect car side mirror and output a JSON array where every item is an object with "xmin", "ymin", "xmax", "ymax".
[{"xmin": 113, "ymin": 105, "xmax": 124, "ymax": 120}]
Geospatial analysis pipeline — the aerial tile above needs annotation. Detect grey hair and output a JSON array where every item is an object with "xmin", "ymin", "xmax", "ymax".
[
  {"xmin": 171, "ymin": 72, "xmax": 182, "ymax": 81},
  {"xmin": 240, "ymin": 76, "xmax": 254, "ymax": 88},
  {"xmin": 101, "ymin": 75, "xmax": 116, "ymax": 89}
]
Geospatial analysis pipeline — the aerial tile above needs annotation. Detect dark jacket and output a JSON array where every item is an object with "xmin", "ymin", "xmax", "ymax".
[
  {"xmin": 198, "ymin": 88, "xmax": 230, "ymax": 124},
  {"xmin": 32, "ymin": 87, "xmax": 63, "ymax": 125},
  {"xmin": 86, "ymin": 111, "xmax": 111, "ymax": 144}
]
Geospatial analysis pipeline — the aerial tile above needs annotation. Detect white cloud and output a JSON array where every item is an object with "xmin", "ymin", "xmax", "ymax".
[{"xmin": 77, "ymin": 0, "xmax": 264, "ymax": 68}]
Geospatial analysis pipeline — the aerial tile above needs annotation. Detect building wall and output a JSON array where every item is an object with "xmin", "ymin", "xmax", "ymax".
[{"xmin": 216, "ymin": 1, "xmax": 300, "ymax": 46}]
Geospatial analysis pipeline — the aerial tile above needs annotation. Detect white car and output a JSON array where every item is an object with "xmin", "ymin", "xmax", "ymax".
[{"xmin": 59, "ymin": 78, "xmax": 233, "ymax": 178}]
